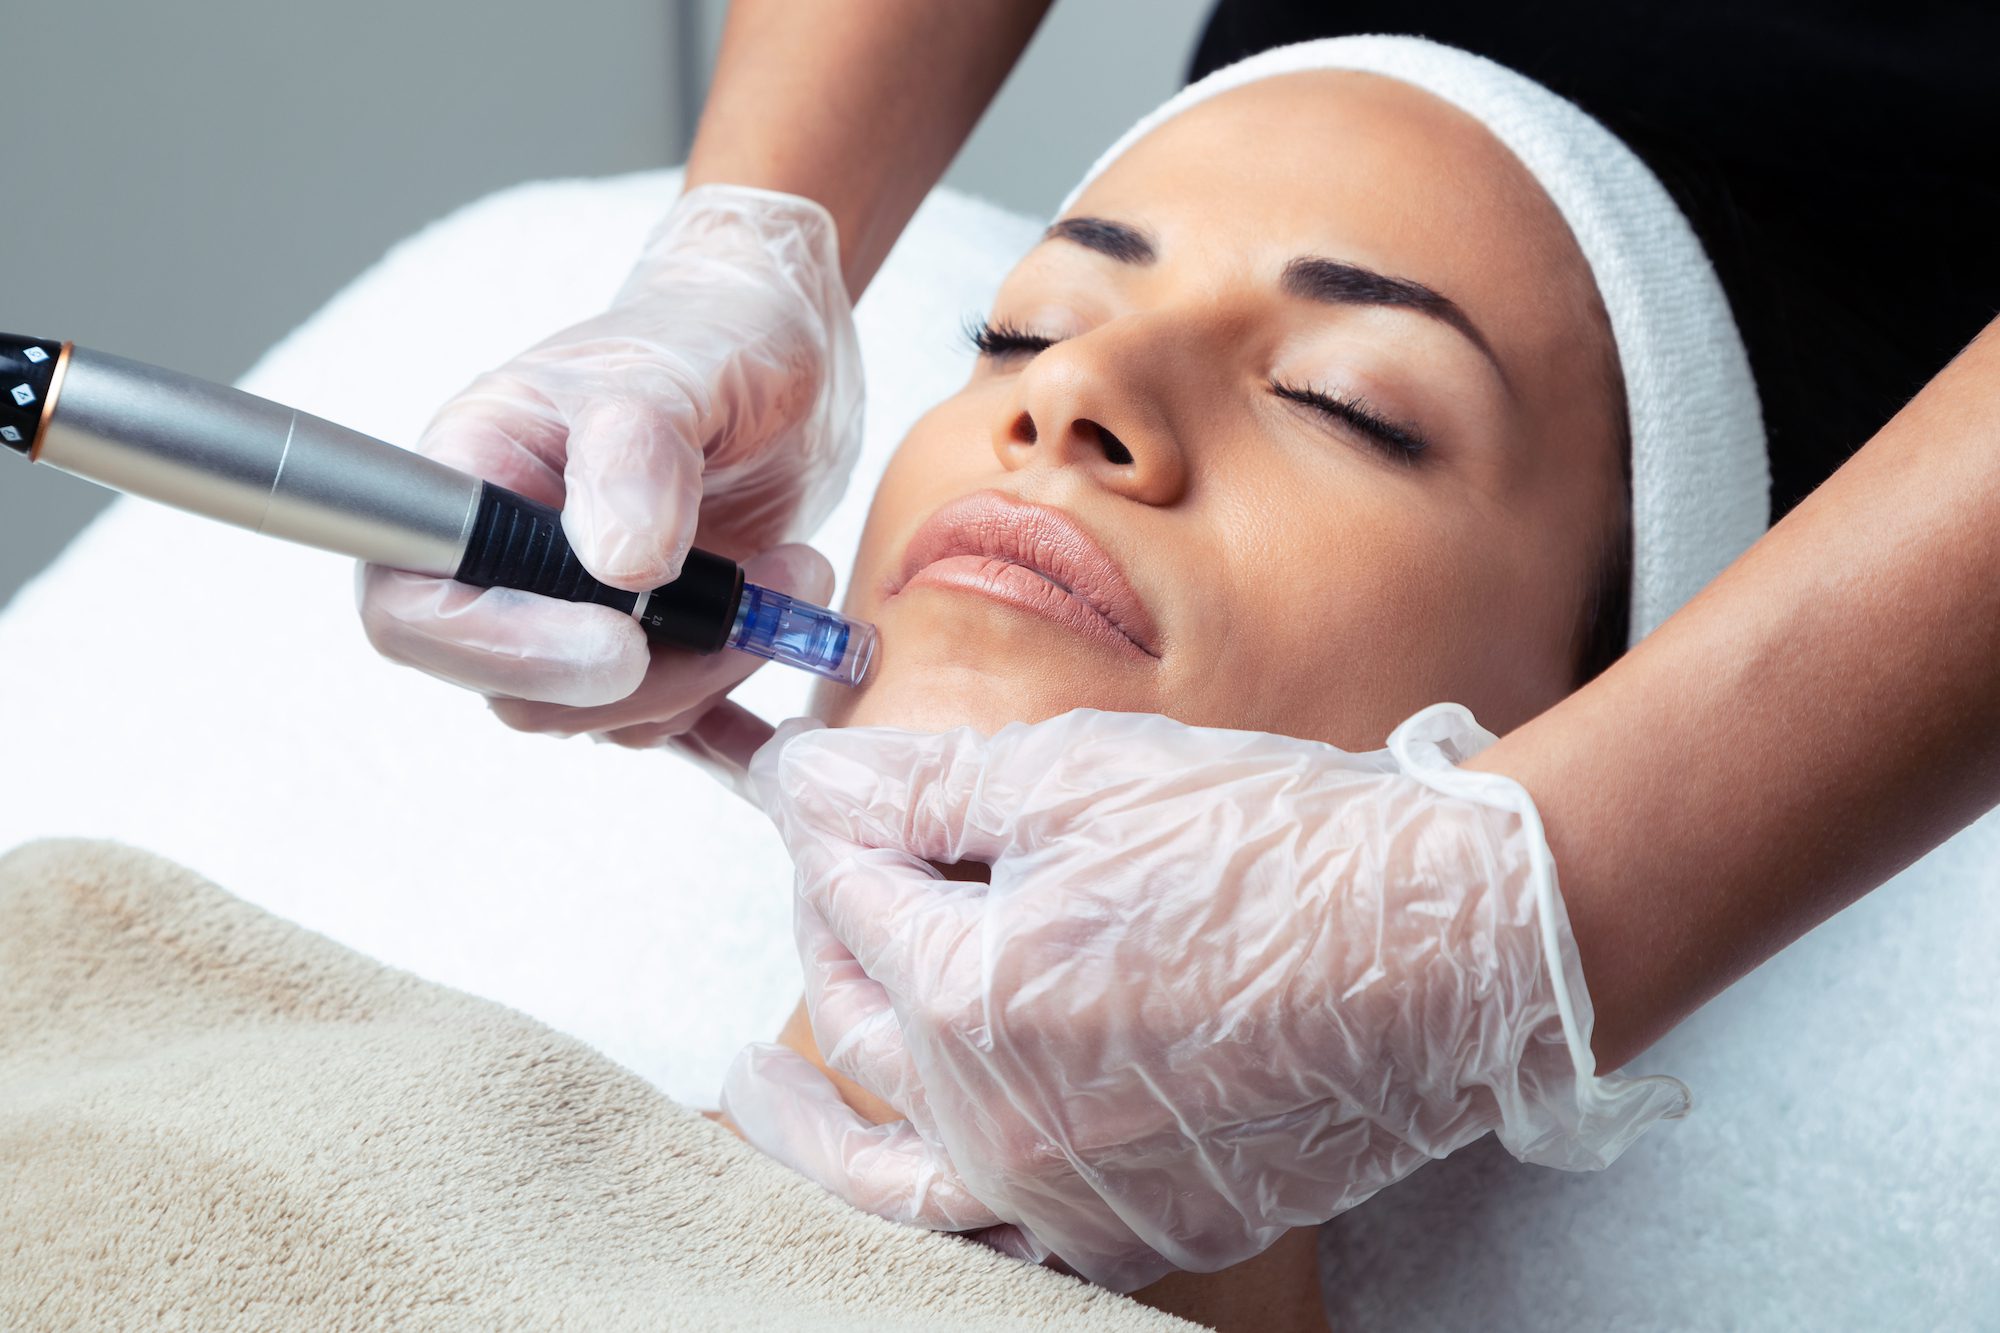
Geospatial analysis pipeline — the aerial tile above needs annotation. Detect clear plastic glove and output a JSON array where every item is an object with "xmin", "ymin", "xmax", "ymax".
[
  {"xmin": 724, "ymin": 705, "xmax": 1692, "ymax": 1292},
  {"xmin": 357, "ymin": 182, "xmax": 862, "ymax": 716}
]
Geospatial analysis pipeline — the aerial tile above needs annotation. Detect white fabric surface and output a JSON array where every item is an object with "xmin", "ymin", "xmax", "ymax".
[
  {"xmin": 1063, "ymin": 35, "xmax": 1771, "ymax": 647},
  {"xmin": 2, "ymin": 168, "xmax": 1993, "ymax": 1329}
]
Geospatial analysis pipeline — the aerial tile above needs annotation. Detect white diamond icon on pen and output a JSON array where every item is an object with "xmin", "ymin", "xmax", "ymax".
[
  {"xmin": 23, "ymin": 347, "xmax": 48, "ymax": 364},
  {"xmin": 10, "ymin": 384, "xmax": 34, "ymax": 406},
  {"xmin": 0, "ymin": 426, "xmax": 19, "ymax": 443}
]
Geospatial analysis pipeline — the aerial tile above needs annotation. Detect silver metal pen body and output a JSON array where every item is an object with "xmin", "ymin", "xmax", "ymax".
[
  {"xmin": 35, "ymin": 345, "xmax": 479, "ymax": 577},
  {"xmin": 0, "ymin": 335, "xmax": 877, "ymax": 684}
]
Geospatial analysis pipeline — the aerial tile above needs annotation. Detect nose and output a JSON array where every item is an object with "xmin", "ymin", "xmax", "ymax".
[{"xmin": 991, "ymin": 322, "xmax": 1190, "ymax": 505}]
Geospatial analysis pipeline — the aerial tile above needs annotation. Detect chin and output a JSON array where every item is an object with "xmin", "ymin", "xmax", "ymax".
[
  {"xmin": 817, "ymin": 659, "xmax": 1074, "ymax": 736},
  {"xmin": 809, "ymin": 620, "xmax": 1153, "ymax": 736}
]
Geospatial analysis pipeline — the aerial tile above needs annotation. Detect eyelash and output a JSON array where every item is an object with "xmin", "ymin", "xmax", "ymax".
[
  {"xmin": 1268, "ymin": 382, "xmax": 1430, "ymax": 462},
  {"xmin": 965, "ymin": 316, "xmax": 1054, "ymax": 358},
  {"xmin": 963, "ymin": 316, "xmax": 1431, "ymax": 463}
]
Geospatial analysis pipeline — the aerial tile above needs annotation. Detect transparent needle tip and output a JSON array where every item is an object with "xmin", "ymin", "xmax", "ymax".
[{"xmin": 725, "ymin": 581, "xmax": 877, "ymax": 686}]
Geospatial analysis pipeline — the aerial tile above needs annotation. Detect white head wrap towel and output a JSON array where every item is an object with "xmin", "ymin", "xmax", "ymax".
[{"xmin": 1060, "ymin": 35, "xmax": 1770, "ymax": 648}]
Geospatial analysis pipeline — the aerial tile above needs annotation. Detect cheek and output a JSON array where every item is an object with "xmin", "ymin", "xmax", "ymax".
[
  {"xmin": 1166, "ymin": 479, "xmax": 1571, "ymax": 748},
  {"xmin": 1174, "ymin": 494, "xmax": 1477, "ymax": 746}
]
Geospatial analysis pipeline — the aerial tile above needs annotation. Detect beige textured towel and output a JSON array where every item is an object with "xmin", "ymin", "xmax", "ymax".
[{"xmin": 0, "ymin": 839, "xmax": 1196, "ymax": 1332}]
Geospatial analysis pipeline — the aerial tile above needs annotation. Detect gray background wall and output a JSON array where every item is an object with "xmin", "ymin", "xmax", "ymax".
[{"xmin": 0, "ymin": 0, "xmax": 1212, "ymax": 610}]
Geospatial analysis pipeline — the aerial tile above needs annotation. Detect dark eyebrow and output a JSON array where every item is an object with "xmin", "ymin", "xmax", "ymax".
[
  {"xmin": 1045, "ymin": 217, "xmax": 1509, "ymax": 393},
  {"xmin": 1044, "ymin": 216, "xmax": 1157, "ymax": 265},
  {"xmin": 1281, "ymin": 256, "xmax": 1507, "ymax": 387}
]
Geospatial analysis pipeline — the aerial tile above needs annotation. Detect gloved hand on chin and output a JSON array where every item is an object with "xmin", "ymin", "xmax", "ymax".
[
  {"xmin": 358, "ymin": 183, "xmax": 862, "ymax": 745},
  {"xmin": 721, "ymin": 704, "xmax": 1691, "ymax": 1292}
]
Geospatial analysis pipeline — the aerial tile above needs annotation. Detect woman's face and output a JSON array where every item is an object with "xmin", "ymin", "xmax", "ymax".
[{"xmin": 815, "ymin": 70, "xmax": 1624, "ymax": 749}]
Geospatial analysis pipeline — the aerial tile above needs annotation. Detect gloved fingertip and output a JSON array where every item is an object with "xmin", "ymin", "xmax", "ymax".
[
  {"xmin": 465, "ymin": 591, "xmax": 652, "ymax": 707},
  {"xmin": 554, "ymin": 627, "xmax": 653, "ymax": 708},
  {"xmin": 367, "ymin": 576, "xmax": 651, "ymax": 707},
  {"xmin": 561, "ymin": 406, "xmax": 702, "ymax": 591}
]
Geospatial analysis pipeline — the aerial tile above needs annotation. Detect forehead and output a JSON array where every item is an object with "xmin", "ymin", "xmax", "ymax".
[{"xmin": 1059, "ymin": 70, "xmax": 1605, "ymax": 390}]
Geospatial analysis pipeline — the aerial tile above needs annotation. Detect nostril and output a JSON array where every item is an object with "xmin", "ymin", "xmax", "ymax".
[{"xmin": 1094, "ymin": 425, "xmax": 1135, "ymax": 466}]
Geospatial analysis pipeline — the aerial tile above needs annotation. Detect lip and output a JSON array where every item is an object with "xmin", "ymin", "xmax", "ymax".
[{"xmin": 888, "ymin": 491, "xmax": 1162, "ymax": 660}]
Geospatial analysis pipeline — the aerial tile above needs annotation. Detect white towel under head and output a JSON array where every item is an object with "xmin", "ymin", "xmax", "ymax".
[{"xmin": 1059, "ymin": 35, "xmax": 1771, "ymax": 648}]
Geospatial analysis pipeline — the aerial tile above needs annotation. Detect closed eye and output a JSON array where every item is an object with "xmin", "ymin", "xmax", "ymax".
[
  {"xmin": 1270, "ymin": 381, "xmax": 1430, "ymax": 462},
  {"xmin": 968, "ymin": 315, "xmax": 1431, "ymax": 463},
  {"xmin": 965, "ymin": 316, "xmax": 1059, "ymax": 358}
]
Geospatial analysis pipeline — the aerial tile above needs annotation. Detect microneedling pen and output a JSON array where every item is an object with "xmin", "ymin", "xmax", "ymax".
[{"xmin": 0, "ymin": 335, "xmax": 876, "ymax": 686}]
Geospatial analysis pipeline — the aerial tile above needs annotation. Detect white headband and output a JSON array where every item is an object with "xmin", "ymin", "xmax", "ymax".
[{"xmin": 1060, "ymin": 35, "xmax": 1769, "ymax": 648}]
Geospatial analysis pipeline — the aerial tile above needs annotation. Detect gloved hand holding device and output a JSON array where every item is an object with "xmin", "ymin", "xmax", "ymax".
[
  {"xmin": 358, "ymin": 183, "xmax": 863, "ymax": 727},
  {"xmin": 720, "ymin": 705, "xmax": 1690, "ymax": 1292}
]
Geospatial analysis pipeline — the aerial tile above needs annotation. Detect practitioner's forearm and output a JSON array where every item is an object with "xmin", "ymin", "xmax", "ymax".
[
  {"xmin": 685, "ymin": 0, "xmax": 1052, "ymax": 295},
  {"xmin": 1469, "ymin": 317, "xmax": 2000, "ymax": 1072}
]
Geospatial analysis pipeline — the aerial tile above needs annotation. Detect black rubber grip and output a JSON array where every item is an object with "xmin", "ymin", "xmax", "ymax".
[
  {"xmin": 0, "ymin": 333, "xmax": 63, "ymax": 457},
  {"xmin": 453, "ymin": 482, "xmax": 744, "ymax": 654}
]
